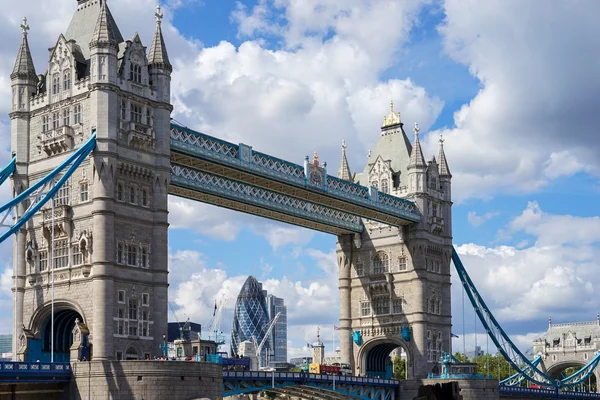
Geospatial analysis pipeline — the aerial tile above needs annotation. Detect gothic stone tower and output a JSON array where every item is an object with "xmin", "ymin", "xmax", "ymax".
[
  {"xmin": 336, "ymin": 102, "xmax": 452, "ymax": 379},
  {"xmin": 10, "ymin": 0, "xmax": 172, "ymax": 361}
]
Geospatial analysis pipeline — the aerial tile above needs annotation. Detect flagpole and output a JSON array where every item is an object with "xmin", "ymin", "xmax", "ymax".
[
  {"xmin": 332, "ymin": 325, "xmax": 335, "ymax": 359},
  {"xmin": 51, "ymin": 184, "xmax": 55, "ymax": 363}
]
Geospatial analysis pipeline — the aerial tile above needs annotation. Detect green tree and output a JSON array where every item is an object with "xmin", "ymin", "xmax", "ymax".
[{"xmin": 393, "ymin": 356, "xmax": 406, "ymax": 380}]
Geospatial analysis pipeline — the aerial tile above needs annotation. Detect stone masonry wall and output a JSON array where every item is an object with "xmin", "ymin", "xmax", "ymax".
[
  {"xmin": 70, "ymin": 360, "xmax": 223, "ymax": 400},
  {"xmin": 399, "ymin": 378, "xmax": 499, "ymax": 400}
]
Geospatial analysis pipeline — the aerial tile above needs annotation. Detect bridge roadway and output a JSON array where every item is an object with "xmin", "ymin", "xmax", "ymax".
[{"xmin": 169, "ymin": 123, "xmax": 421, "ymax": 235}]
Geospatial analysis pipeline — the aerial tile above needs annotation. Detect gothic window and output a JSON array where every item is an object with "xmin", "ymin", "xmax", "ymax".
[
  {"xmin": 42, "ymin": 115, "xmax": 49, "ymax": 132},
  {"xmin": 361, "ymin": 301, "xmax": 371, "ymax": 317},
  {"xmin": 427, "ymin": 342, "xmax": 434, "ymax": 362},
  {"xmin": 118, "ymin": 290, "xmax": 125, "ymax": 303},
  {"xmin": 129, "ymin": 63, "xmax": 142, "ymax": 84},
  {"xmin": 120, "ymin": 99, "xmax": 127, "ymax": 120},
  {"xmin": 427, "ymin": 330, "xmax": 432, "ymax": 340},
  {"xmin": 398, "ymin": 257, "xmax": 407, "ymax": 271},
  {"xmin": 373, "ymin": 296, "xmax": 390, "ymax": 315},
  {"xmin": 141, "ymin": 246, "xmax": 149, "ymax": 268},
  {"xmin": 128, "ymin": 298, "xmax": 138, "ymax": 320},
  {"xmin": 73, "ymin": 104, "xmax": 82, "ymax": 124},
  {"xmin": 381, "ymin": 179, "xmax": 389, "ymax": 194},
  {"xmin": 80, "ymin": 182, "xmax": 89, "ymax": 202},
  {"xmin": 117, "ymin": 183, "xmax": 123, "ymax": 201},
  {"xmin": 142, "ymin": 188, "xmax": 148, "ymax": 207},
  {"xmin": 430, "ymin": 177, "xmax": 437, "ymax": 190},
  {"xmin": 53, "ymin": 239, "xmax": 69, "ymax": 269},
  {"xmin": 39, "ymin": 251, "xmax": 48, "ymax": 272},
  {"xmin": 436, "ymin": 261, "xmax": 441, "ymax": 273},
  {"xmin": 117, "ymin": 242, "xmax": 123, "ymax": 264},
  {"xmin": 53, "ymin": 179, "xmax": 70, "ymax": 206},
  {"xmin": 63, "ymin": 71, "xmax": 71, "ymax": 91},
  {"xmin": 52, "ymin": 112, "xmax": 59, "ymax": 129},
  {"xmin": 355, "ymin": 262, "xmax": 364, "ymax": 277},
  {"xmin": 393, "ymin": 298, "xmax": 403, "ymax": 314},
  {"xmin": 432, "ymin": 203, "xmax": 438, "ymax": 217},
  {"xmin": 72, "ymin": 245, "xmax": 82, "ymax": 265},
  {"xmin": 131, "ymin": 104, "xmax": 142, "ymax": 123},
  {"xmin": 62, "ymin": 108, "xmax": 70, "ymax": 126},
  {"xmin": 373, "ymin": 252, "xmax": 389, "ymax": 274},
  {"xmin": 52, "ymin": 73, "xmax": 60, "ymax": 95},
  {"xmin": 129, "ymin": 186, "xmax": 136, "ymax": 204},
  {"xmin": 142, "ymin": 293, "xmax": 149, "ymax": 306},
  {"xmin": 127, "ymin": 244, "xmax": 137, "ymax": 267}
]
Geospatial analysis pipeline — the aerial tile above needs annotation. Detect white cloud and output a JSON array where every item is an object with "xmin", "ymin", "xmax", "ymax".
[
  {"xmin": 432, "ymin": 0, "xmax": 600, "ymax": 201},
  {"xmin": 467, "ymin": 211, "xmax": 498, "ymax": 227}
]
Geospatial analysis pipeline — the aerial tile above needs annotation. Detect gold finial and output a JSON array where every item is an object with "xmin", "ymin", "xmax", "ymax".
[
  {"xmin": 155, "ymin": 4, "xmax": 164, "ymax": 24},
  {"xmin": 20, "ymin": 17, "xmax": 29, "ymax": 36},
  {"xmin": 414, "ymin": 122, "xmax": 420, "ymax": 137},
  {"xmin": 313, "ymin": 151, "xmax": 319, "ymax": 165},
  {"xmin": 383, "ymin": 101, "xmax": 401, "ymax": 127}
]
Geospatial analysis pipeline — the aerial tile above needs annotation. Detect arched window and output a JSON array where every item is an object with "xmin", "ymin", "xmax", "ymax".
[
  {"xmin": 125, "ymin": 346, "xmax": 139, "ymax": 360},
  {"xmin": 142, "ymin": 188, "xmax": 148, "ymax": 207},
  {"xmin": 129, "ymin": 63, "xmax": 142, "ymax": 84},
  {"xmin": 373, "ymin": 252, "xmax": 389, "ymax": 274},
  {"xmin": 381, "ymin": 179, "xmax": 389, "ymax": 194},
  {"xmin": 129, "ymin": 186, "xmax": 136, "ymax": 203},
  {"xmin": 398, "ymin": 257, "xmax": 407, "ymax": 271},
  {"xmin": 52, "ymin": 73, "xmax": 60, "ymax": 95},
  {"xmin": 63, "ymin": 71, "xmax": 71, "ymax": 91},
  {"xmin": 117, "ymin": 183, "xmax": 123, "ymax": 201}
]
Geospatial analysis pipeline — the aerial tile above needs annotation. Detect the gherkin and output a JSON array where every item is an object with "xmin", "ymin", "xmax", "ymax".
[{"xmin": 230, "ymin": 276, "xmax": 271, "ymax": 366}]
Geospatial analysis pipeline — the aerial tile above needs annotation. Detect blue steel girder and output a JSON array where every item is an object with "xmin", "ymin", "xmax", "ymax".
[
  {"xmin": 170, "ymin": 124, "xmax": 421, "ymax": 227},
  {"xmin": 169, "ymin": 164, "xmax": 363, "ymax": 235},
  {"xmin": 306, "ymin": 381, "xmax": 396, "ymax": 400},
  {"xmin": 0, "ymin": 361, "xmax": 72, "ymax": 383},
  {"xmin": 272, "ymin": 386, "xmax": 350, "ymax": 400}
]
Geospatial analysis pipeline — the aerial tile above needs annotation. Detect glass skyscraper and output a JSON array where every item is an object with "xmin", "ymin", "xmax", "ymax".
[
  {"xmin": 267, "ymin": 294, "xmax": 287, "ymax": 363},
  {"xmin": 230, "ymin": 276, "xmax": 271, "ymax": 366}
]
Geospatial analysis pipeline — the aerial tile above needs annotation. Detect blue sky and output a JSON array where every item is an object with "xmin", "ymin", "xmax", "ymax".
[{"xmin": 1, "ymin": 0, "xmax": 600, "ymax": 362}]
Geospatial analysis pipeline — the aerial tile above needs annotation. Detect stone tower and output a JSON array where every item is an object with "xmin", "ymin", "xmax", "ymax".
[
  {"xmin": 11, "ymin": 0, "xmax": 172, "ymax": 362},
  {"xmin": 336, "ymin": 102, "xmax": 453, "ymax": 379}
]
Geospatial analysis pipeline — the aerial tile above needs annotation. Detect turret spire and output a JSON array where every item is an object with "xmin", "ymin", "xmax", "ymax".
[
  {"xmin": 89, "ymin": 0, "xmax": 119, "ymax": 49},
  {"xmin": 407, "ymin": 122, "xmax": 426, "ymax": 169},
  {"xmin": 438, "ymin": 133, "xmax": 451, "ymax": 177},
  {"xmin": 11, "ymin": 17, "xmax": 37, "ymax": 82},
  {"xmin": 148, "ymin": 4, "xmax": 172, "ymax": 72},
  {"xmin": 338, "ymin": 140, "xmax": 352, "ymax": 181}
]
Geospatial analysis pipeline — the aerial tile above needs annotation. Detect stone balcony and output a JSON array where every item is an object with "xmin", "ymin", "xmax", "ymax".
[
  {"xmin": 120, "ymin": 120, "xmax": 155, "ymax": 149},
  {"xmin": 40, "ymin": 126, "xmax": 74, "ymax": 155},
  {"xmin": 41, "ymin": 204, "xmax": 72, "ymax": 236},
  {"xmin": 429, "ymin": 216, "xmax": 444, "ymax": 234}
]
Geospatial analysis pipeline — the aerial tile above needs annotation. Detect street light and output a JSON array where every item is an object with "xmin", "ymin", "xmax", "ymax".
[{"xmin": 161, "ymin": 334, "xmax": 167, "ymax": 358}]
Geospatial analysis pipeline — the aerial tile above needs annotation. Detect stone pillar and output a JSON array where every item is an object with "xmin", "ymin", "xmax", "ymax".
[
  {"xmin": 13, "ymin": 204, "xmax": 26, "ymax": 358},
  {"xmin": 337, "ymin": 235, "xmax": 353, "ymax": 368}
]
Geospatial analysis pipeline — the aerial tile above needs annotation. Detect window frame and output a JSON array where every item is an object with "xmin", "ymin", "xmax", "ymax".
[
  {"xmin": 79, "ymin": 181, "xmax": 89, "ymax": 202},
  {"xmin": 118, "ymin": 290, "xmax": 125, "ymax": 304}
]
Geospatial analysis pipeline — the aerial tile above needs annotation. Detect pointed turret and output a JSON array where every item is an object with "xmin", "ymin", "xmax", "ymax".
[
  {"xmin": 407, "ymin": 122, "xmax": 426, "ymax": 169},
  {"xmin": 148, "ymin": 5, "xmax": 172, "ymax": 72},
  {"xmin": 338, "ymin": 140, "xmax": 352, "ymax": 181},
  {"xmin": 89, "ymin": 0, "xmax": 119, "ymax": 49},
  {"xmin": 438, "ymin": 134, "xmax": 451, "ymax": 178},
  {"xmin": 11, "ymin": 17, "xmax": 37, "ymax": 83}
]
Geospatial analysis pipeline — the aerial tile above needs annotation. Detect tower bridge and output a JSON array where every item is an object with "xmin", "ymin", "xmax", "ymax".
[{"xmin": 3, "ymin": 1, "xmax": 596, "ymax": 400}]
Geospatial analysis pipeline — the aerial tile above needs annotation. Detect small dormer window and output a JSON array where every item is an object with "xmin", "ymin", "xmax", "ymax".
[
  {"xmin": 52, "ymin": 73, "xmax": 60, "ymax": 95},
  {"xmin": 381, "ymin": 179, "xmax": 389, "ymax": 194},
  {"xmin": 129, "ymin": 63, "xmax": 142, "ymax": 84},
  {"xmin": 63, "ymin": 71, "xmax": 71, "ymax": 91}
]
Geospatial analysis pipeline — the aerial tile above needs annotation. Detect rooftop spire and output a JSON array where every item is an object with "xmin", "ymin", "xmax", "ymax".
[
  {"xmin": 407, "ymin": 122, "xmax": 426, "ymax": 169},
  {"xmin": 89, "ymin": 0, "xmax": 119, "ymax": 49},
  {"xmin": 148, "ymin": 4, "xmax": 172, "ymax": 72},
  {"xmin": 338, "ymin": 140, "xmax": 352, "ymax": 181},
  {"xmin": 11, "ymin": 17, "xmax": 37, "ymax": 82},
  {"xmin": 382, "ymin": 100, "xmax": 402, "ymax": 128},
  {"xmin": 438, "ymin": 133, "xmax": 451, "ymax": 177}
]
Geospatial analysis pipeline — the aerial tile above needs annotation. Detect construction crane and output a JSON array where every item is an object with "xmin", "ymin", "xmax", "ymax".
[
  {"xmin": 169, "ymin": 303, "xmax": 190, "ymax": 340},
  {"xmin": 206, "ymin": 297, "xmax": 227, "ymax": 349},
  {"xmin": 255, "ymin": 312, "xmax": 282, "ymax": 370}
]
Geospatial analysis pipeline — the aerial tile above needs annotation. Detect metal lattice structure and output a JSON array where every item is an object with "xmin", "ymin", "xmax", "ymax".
[
  {"xmin": 170, "ymin": 123, "xmax": 421, "ymax": 228},
  {"xmin": 223, "ymin": 371, "xmax": 398, "ymax": 400}
]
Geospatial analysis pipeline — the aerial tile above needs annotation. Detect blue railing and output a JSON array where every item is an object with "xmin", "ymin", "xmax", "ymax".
[
  {"xmin": 499, "ymin": 386, "xmax": 600, "ymax": 399},
  {"xmin": 223, "ymin": 370, "xmax": 398, "ymax": 387},
  {"xmin": 0, "ymin": 361, "xmax": 72, "ymax": 382}
]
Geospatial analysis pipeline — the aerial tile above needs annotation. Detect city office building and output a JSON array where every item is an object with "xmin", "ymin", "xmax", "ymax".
[
  {"xmin": 267, "ymin": 294, "xmax": 287, "ymax": 363},
  {"xmin": 0, "ymin": 335, "xmax": 12, "ymax": 354},
  {"xmin": 167, "ymin": 321, "xmax": 202, "ymax": 342},
  {"xmin": 230, "ymin": 276, "xmax": 271, "ymax": 367}
]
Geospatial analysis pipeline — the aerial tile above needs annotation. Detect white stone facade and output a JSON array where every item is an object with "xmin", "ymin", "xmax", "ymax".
[{"xmin": 11, "ymin": 0, "xmax": 172, "ymax": 361}]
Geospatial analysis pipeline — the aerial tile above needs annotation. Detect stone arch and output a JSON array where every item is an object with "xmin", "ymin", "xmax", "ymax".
[
  {"xmin": 124, "ymin": 342, "xmax": 142, "ymax": 360},
  {"xmin": 356, "ymin": 336, "xmax": 411, "ymax": 379},
  {"xmin": 28, "ymin": 299, "xmax": 86, "ymax": 334}
]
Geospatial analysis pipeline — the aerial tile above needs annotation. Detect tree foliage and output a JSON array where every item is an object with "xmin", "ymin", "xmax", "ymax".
[{"xmin": 393, "ymin": 356, "xmax": 406, "ymax": 380}]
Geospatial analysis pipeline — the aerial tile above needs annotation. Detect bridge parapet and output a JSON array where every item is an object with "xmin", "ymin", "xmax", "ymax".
[{"xmin": 0, "ymin": 361, "xmax": 71, "ymax": 382}]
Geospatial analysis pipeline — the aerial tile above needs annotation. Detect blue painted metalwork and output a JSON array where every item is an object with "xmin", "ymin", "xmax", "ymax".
[
  {"xmin": 352, "ymin": 330, "xmax": 363, "ymax": 346},
  {"xmin": 401, "ymin": 326, "xmax": 411, "ymax": 342},
  {"xmin": 499, "ymin": 386, "xmax": 600, "ymax": 399},
  {"xmin": 223, "ymin": 371, "xmax": 398, "ymax": 399},
  {"xmin": 0, "ymin": 132, "xmax": 96, "ymax": 244},
  {"xmin": 453, "ymin": 248, "xmax": 600, "ymax": 390},
  {"xmin": 0, "ymin": 156, "xmax": 16, "ymax": 187},
  {"xmin": 170, "ymin": 164, "xmax": 363, "ymax": 233},
  {"xmin": 501, "ymin": 355, "xmax": 543, "ymax": 386},
  {"xmin": 170, "ymin": 123, "xmax": 420, "ymax": 223},
  {"xmin": 0, "ymin": 361, "xmax": 71, "ymax": 383}
]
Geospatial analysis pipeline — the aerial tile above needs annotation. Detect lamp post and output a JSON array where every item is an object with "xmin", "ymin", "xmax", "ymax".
[{"xmin": 161, "ymin": 334, "xmax": 168, "ymax": 358}]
